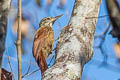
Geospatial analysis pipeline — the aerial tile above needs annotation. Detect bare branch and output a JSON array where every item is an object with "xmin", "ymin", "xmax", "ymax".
[{"xmin": 15, "ymin": 0, "xmax": 22, "ymax": 80}]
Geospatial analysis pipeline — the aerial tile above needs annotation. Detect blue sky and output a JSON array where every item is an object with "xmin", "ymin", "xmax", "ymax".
[{"xmin": 2, "ymin": 0, "xmax": 120, "ymax": 80}]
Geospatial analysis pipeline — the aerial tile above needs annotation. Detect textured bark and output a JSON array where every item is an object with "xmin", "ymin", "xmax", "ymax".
[
  {"xmin": 42, "ymin": 0, "xmax": 101, "ymax": 80},
  {"xmin": 0, "ymin": 0, "xmax": 11, "ymax": 80}
]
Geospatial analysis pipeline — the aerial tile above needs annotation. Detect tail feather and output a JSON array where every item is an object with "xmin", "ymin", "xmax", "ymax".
[{"xmin": 37, "ymin": 52, "xmax": 48, "ymax": 74}]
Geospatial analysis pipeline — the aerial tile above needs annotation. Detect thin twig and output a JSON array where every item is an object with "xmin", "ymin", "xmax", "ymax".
[
  {"xmin": 90, "ymin": 59, "xmax": 120, "ymax": 73},
  {"xmin": 6, "ymin": 48, "xmax": 15, "ymax": 80},
  {"xmin": 94, "ymin": 22, "xmax": 111, "ymax": 39},
  {"xmin": 15, "ymin": 0, "xmax": 22, "ymax": 80},
  {"xmin": 22, "ymin": 60, "xmax": 32, "ymax": 77},
  {"xmin": 22, "ymin": 68, "xmax": 40, "ymax": 78},
  {"xmin": 85, "ymin": 15, "xmax": 109, "ymax": 19},
  {"xmin": 25, "ymin": 60, "xmax": 32, "ymax": 74},
  {"xmin": 94, "ymin": 22, "xmax": 111, "ymax": 65},
  {"xmin": 3, "ymin": 54, "xmax": 36, "ymax": 65}
]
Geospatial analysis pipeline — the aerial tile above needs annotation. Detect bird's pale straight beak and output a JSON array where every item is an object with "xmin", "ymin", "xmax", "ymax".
[{"xmin": 51, "ymin": 14, "xmax": 63, "ymax": 23}]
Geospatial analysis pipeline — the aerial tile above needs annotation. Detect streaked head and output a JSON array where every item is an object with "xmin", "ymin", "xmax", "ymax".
[{"xmin": 39, "ymin": 14, "xmax": 63, "ymax": 27}]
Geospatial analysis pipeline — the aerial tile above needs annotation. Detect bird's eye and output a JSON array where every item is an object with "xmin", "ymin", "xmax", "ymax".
[{"xmin": 47, "ymin": 17, "xmax": 51, "ymax": 20}]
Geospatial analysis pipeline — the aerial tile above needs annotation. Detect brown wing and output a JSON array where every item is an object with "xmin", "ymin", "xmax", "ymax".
[{"xmin": 32, "ymin": 27, "xmax": 54, "ymax": 73}]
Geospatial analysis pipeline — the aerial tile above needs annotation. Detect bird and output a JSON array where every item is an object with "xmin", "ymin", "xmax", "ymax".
[{"xmin": 32, "ymin": 14, "xmax": 63, "ymax": 74}]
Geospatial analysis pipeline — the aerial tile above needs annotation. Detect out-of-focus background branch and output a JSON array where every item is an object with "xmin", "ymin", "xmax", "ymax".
[
  {"xmin": 106, "ymin": 0, "xmax": 120, "ymax": 41},
  {"xmin": 0, "ymin": 0, "xmax": 11, "ymax": 80}
]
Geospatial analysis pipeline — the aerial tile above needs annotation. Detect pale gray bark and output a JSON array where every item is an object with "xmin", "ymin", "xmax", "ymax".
[
  {"xmin": 42, "ymin": 0, "xmax": 101, "ymax": 80},
  {"xmin": 0, "ymin": 0, "xmax": 11, "ymax": 79}
]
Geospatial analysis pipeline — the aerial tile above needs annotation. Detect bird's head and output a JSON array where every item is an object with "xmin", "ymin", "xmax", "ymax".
[{"xmin": 39, "ymin": 14, "xmax": 63, "ymax": 28}]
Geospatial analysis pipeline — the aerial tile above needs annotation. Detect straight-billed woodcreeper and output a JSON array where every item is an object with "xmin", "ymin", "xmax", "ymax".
[{"xmin": 32, "ymin": 14, "xmax": 63, "ymax": 74}]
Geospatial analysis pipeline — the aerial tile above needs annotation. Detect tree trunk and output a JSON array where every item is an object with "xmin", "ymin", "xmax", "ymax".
[
  {"xmin": 0, "ymin": 0, "xmax": 11, "ymax": 80},
  {"xmin": 42, "ymin": 0, "xmax": 101, "ymax": 80}
]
